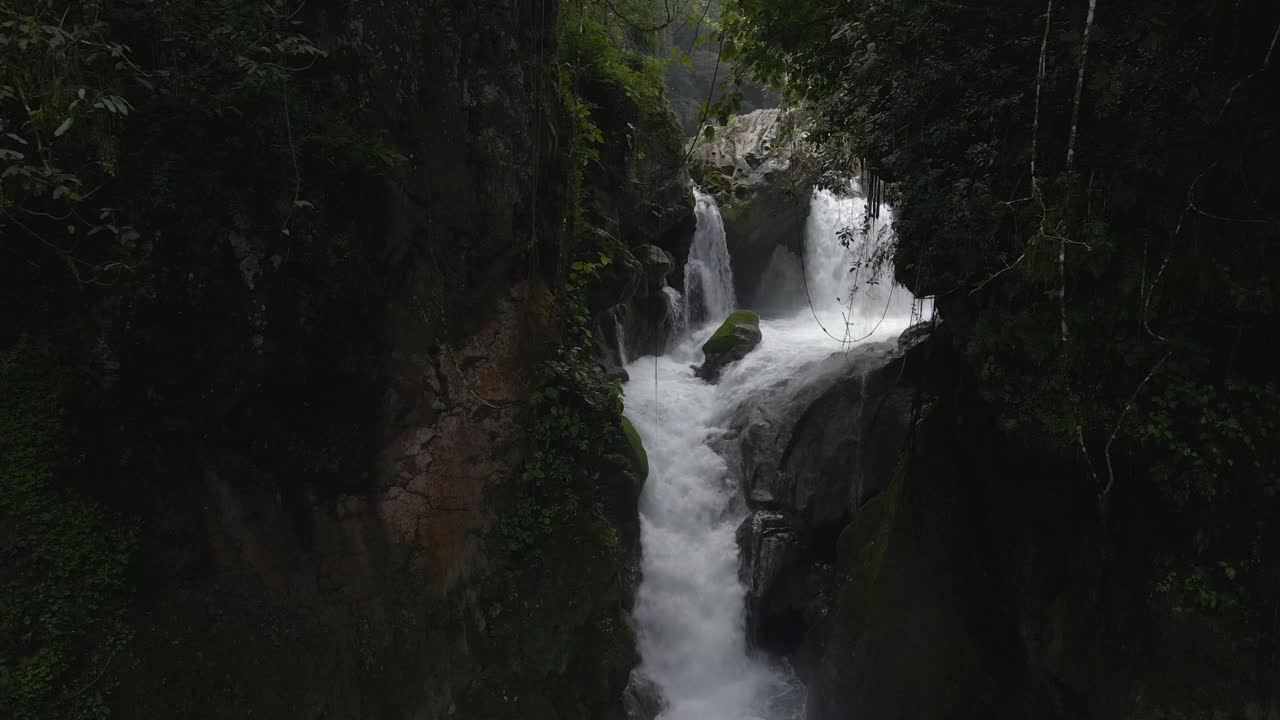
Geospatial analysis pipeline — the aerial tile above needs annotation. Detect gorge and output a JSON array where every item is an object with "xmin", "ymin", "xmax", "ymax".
[
  {"xmin": 625, "ymin": 180, "xmax": 923, "ymax": 720},
  {"xmin": 3, "ymin": 1, "xmax": 1279, "ymax": 719}
]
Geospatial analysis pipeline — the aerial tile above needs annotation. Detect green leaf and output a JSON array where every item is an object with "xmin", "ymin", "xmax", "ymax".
[{"xmin": 54, "ymin": 117, "xmax": 73, "ymax": 137}]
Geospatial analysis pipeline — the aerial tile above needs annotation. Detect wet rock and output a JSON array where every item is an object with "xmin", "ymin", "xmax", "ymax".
[
  {"xmin": 897, "ymin": 319, "xmax": 936, "ymax": 353},
  {"xmin": 736, "ymin": 510, "xmax": 837, "ymax": 656},
  {"xmin": 622, "ymin": 669, "xmax": 667, "ymax": 720},
  {"xmin": 719, "ymin": 326, "xmax": 935, "ymax": 655},
  {"xmin": 695, "ymin": 310, "xmax": 763, "ymax": 382},
  {"xmin": 595, "ymin": 307, "xmax": 631, "ymax": 382},
  {"xmin": 589, "ymin": 236, "xmax": 642, "ymax": 317},
  {"xmin": 690, "ymin": 109, "xmax": 818, "ymax": 306},
  {"xmin": 723, "ymin": 341, "xmax": 900, "ymax": 526},
  {"xmin": 633, "ymin": 244, "xmax": 675, "ymax": 288},
  {"xmin": 736, "ymin": 511, "xmax": 802, "ymax": 614},
  {"xmin": 692, "ymin": 109, "xmax": 809, "ymax": 195},
  {"xmin": 620, "ymin": 416, "xmax": 649, "ymax": 482}
]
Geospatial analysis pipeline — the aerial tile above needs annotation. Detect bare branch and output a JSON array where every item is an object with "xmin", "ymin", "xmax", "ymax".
[
  {"xmin": 1030, "ymin": 0, "xmax": 1054, "ymax": 187},
  {"xmin": 1217, "ymin": 19, "xmax": 1280, "ymax": 123},
  {"xmin": 1077, "ymin": 424, "xmax": 1099, "ymax": 487},
  {"xmin": 970, "ymin": 249, "xmax": 1031, "ymax": 295},
  {"xmin": 1060, "ymin": 0, "xmax": 1098, "ymax": 345},
  {"xmin": 1101, "ymin": 351, "xmax": 1172, "ymax": 501},
  {"xmin": 1064, "ymin": 0, "xmax": 1097, "ymax": 172}
]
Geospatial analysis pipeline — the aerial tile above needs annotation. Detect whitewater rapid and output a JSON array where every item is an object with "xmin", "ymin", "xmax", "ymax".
[{"xmin": 623, "ymin": 185, "xmax": 926, "ymax": 720}]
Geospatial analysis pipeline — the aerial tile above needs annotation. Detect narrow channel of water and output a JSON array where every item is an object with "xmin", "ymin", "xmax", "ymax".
[{"xmin": 623, "ymin": 185, "xmax": 925, "ymax": 720}]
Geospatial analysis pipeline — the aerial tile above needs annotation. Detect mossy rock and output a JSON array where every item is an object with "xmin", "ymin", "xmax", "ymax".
[
  {"xmin": 586, "ymin": 234, "xmax": 642, "ymax": 315},
  {"xmin": 814, "ymin": 413, "xmax": 997, "ymax": 720},
  {"xmin": 619, "ymin": 416, "xmax": 649, "ymax": 482},
  {"xmin": 695, "ymin": 310, "xmax": 762, "ymax": 382},
  {"xmin": 632, "ymin": 244, "xmax": 674, "ymax": 285}
]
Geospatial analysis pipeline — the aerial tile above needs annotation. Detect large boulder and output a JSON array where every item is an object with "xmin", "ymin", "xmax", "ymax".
[
  {"xmin": 692, "ymin": 109, "xmax": 807, "ymax": 194},
  {"xmin": 718, "ymin": 324, "xmax": 935, "ymax": 657},
  {"xmin": 633, "ymin": 244, "xmax": 675, "ymax": 288},
  {"xmin": 735, "ymin": 510, "xmax": 833, "ymax": 654},
  {"xmin": 695, "ymin": 310, "xmax": 763, "ymax": 381},
  {"xmin": 691, "ymin": 110, "xmax": 818, "ymax": 307},
  {"xmin": 615, "ymin": 243, "xmax": 680, "ymax": 362},
  {"xmin": 619, "ymin": 416, "xmax": 649, "ymax": 483},
  {"xmin": 621, "ymin": 669, "xmax": 667, "ymax": 720}
]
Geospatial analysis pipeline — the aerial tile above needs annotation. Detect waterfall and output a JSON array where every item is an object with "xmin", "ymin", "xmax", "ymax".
[
  {"xmin": 803, "ymin": 186, "xmax": 931, "ymax": 342},
  {"xmin": 684, "ymin": 187, "xmax": 737, "ymax": 326},
  {"xmin": 751, "ymin": 246, "xmax": 806, "ymax": 316},
  {"xmin": 662, "ymin": 285, "xmax": 688, "ymax": 343},
  {"xmin": 624, "ymin": 185, "xmax": 926, "ymax": 720},
  {"xmin": 616, "ymin": 312, "xmax": 630, "ymax": 366}
]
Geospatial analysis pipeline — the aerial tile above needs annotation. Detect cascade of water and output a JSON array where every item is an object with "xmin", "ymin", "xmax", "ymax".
[
  {"xmin": 684, "ymin": 187, "xmax": 737, "ymax": 327},
  {"xmin": 662, "ymin": 285, "xmax": 688, "ymax": 343},
  {"xmin": 624, "ymin": 184, "xmax": 926, "ymax": 720},
  {"xmin": 616, "ymin": 312, "xmax": 630, "ymax": 366},
  {"xmin": 751, "ymin": 246, "xmax": 806, "ymax": 316},
  {"xmin": 803, "ymin": 186, "xmax": 931, "ymax": 341}
]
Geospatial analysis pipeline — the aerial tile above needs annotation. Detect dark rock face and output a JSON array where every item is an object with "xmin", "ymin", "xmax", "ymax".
[
  {"xmin": 695, "ymin": 310, "xmax": 763, "ymax": 381},
  {"xmin": 16, "ymin": 1, "xmax": 691, "ymax": 717},
  {"xmin": 803, "ymin": 328, "xmax": 1067, "ymax": 720},
  {"xmin": 621, "ymin": 669, "xmax": 668, "ymax": 720},
  {"xmin": 758, "ymin": 320, "xmax": 1280, "ymax": 720},
  {"xmin": 634, "ymin": 244, "xmax": 676, "ymax": 284},
  {"xmin": 720, "ymin": 324, "xmax": 932, "ymax": 661},
  {"xmin": 92, "ymin": 1, "xmax": 600, "ymax": 715},
  {"xmin": 586, "ymin": 94, "xmax": 696, "ymax": 363},
  {"xmin": 620, "ymin": 244, "xmax": 684, "ymax": 359},
  {"xmin": 735, "ymin": 510, "xmax": 833, "ymax": 655}
]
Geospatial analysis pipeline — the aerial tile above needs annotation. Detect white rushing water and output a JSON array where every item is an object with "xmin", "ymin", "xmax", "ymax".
[
  {"xmin": 623, "ymin": 185, "xmax": 928, "ymax": 720},
  {"xmin": 684, "ymin": 187, "xmax": 738, "ymax": 326}
]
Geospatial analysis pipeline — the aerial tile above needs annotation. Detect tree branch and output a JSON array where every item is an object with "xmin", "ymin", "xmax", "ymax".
[{"xmin": 1102, "ymin": 351, "xmax": 1172, "ymax": 501}]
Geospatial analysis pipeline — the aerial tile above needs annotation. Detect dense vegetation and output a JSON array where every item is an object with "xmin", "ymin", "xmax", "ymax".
[
  {"xmin": 0, "ymin": 0, "xmax": 694, "ymax": 717},
  {"xmin": 9, "ymin": 0, "xmax": 1276, "ymax": 715},
  {"xmin": 723, "ymin": 0, "xmax": 1280, "ymax": 706}
]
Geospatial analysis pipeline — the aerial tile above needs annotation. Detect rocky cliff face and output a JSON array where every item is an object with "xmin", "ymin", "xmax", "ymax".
[
  {"xmin": 719, "ymin": 325, "xmax": 927, "ymax": 657},
  {"xmin": 582, "ymin": 83, "xmax": 696, "ymax": 365},
  {"xmin": 726, "ymin": 319, "xmax": 1279, "ymax": 719},
  {"xmin": 690, "ymin": 109, "xmax": 818, "ymax": 308},
  {"xmin": 1, "ymin": 1, "xmax": 695, "ymax": 717},
  {"xmin": 100, "ymin": 2, "xmax": 639, "ymax": 717}
]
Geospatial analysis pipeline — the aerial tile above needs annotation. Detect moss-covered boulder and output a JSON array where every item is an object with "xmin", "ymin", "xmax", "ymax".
[
  {"xmin": 620, "ymin": 416, "xmax": 649, "ymax": 483},
  {"xmin": 811, "ymin": 440, "xmax": 988, "ymax": 720},
  {"xmin": 695, "ymin": 310, "xmax": 763, "ymax": 382}
]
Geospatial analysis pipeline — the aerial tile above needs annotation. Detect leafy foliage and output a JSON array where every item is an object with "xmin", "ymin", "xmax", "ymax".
[
  {"xmin": 498, "ymin": 249, "xmax": 627, "ymax": 558},
  {"xmin": 1, "ymin": 1, "xmax": 417, "ymax": 716},
  {"xmin": 724, "ymin": 0, "xmax": 1280, "ymax": 683},
  {"xmin": 0, "ymin": 0, "xmax": 338, "ymax": 285},
  {"xmin": 0, "ymin": 340, "xmax": 136, "ymax": 720}
]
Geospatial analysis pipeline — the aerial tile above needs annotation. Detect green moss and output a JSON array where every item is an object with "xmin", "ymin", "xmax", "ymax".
[
  {"xmin": 702, "ymin": 310, "xmax": 761, "ymax": 357},
  {"xmin": 478, "ymin": 296, "xmax": 636, "ymax": 718},
  {"xmin": 826, "ymin": 457, "xmax": 984, "ymax": 718},
  {"xmin": 1, "ymin": 340, "xmax": 137, "ymax": 720},
  {"xmin": 620, "ymin": 416, "xmax": 649, "ymax": 482},
  {"xmin": 833, "ymin": 471, "xmax": 901, "ymax": 640}
]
